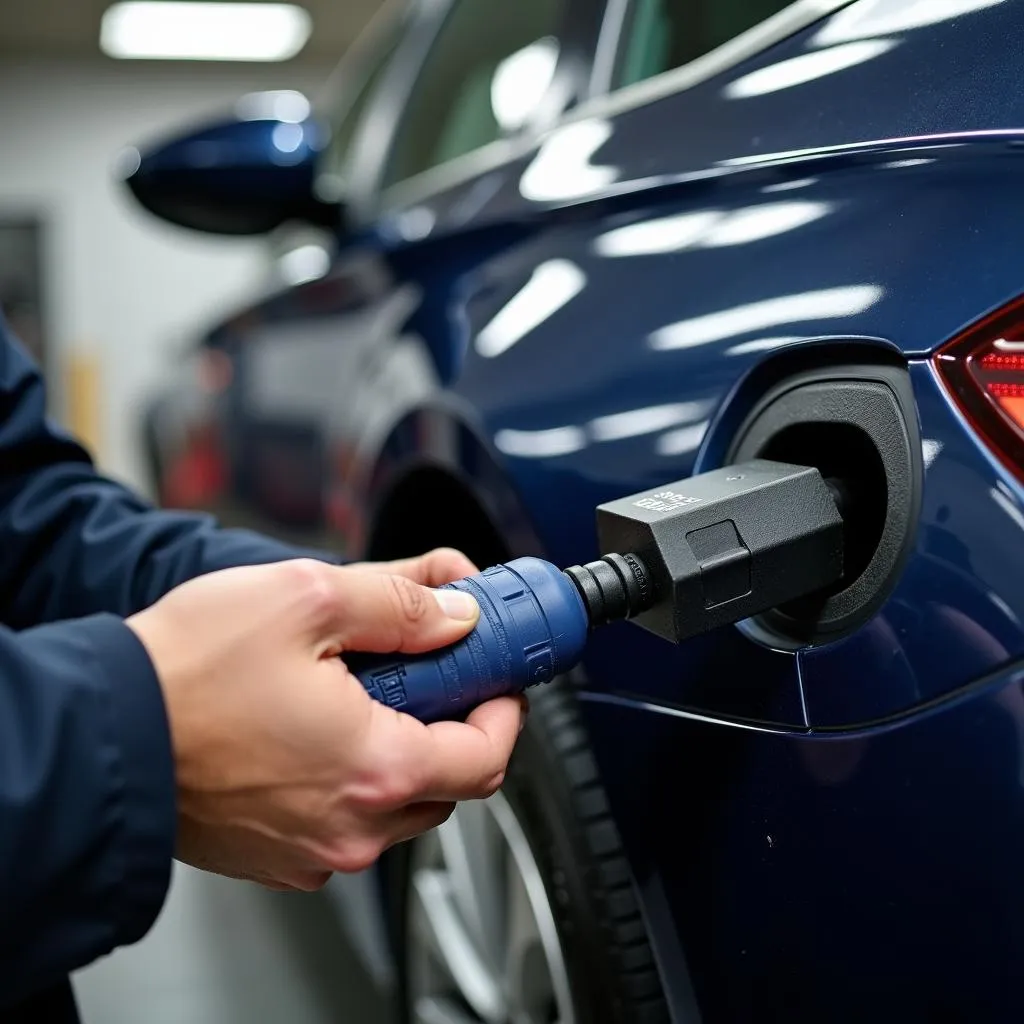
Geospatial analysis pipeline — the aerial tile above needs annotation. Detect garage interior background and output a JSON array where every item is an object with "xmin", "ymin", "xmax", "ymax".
[
  {"xmin": 0, "ymin": 2, "xmax": 393, "ymax": 1021},
  {"xmin": 0, "ymin": 0, "xmax": 382, "ymax": 495}
]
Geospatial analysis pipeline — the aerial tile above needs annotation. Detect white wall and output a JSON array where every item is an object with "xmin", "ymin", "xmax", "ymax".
[{"xmin": 0, "ymin": 57, "xmax": 336, "ymax": 491}]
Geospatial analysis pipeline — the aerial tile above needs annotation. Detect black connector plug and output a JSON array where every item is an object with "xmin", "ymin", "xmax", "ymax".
[
  {"xmin": 348, "ymin": 460, "xmax": 849, "ymax": 723},
  {"xmin": 563, "ymin": 552, "xmax": 656, "ymax": 626},
  {"xmin": 566, "ymin": 460, "xmax": 845, "ymax": 644}
]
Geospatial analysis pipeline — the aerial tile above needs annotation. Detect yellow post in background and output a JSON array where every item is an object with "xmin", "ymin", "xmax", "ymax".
[{"xmin": 63, "ymin": 351, "xmax": 103, "ymax": 460}]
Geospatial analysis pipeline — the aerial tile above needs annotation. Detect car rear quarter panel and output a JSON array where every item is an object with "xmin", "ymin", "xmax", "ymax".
[
  {"xmin": 414, "ymin": 0, "xmax": 1024, "ymax": 728},
  {"xmin": 333, "ymin": 3, "xmax": 1024, "ymax": 1018},
  {"xmin": 579, "ymin": 656, "xmax": 1024, "ymax": 1022},
  {"xmin": 382, "ymin": 6, "xmax": 1024, "ymax": 1016}
]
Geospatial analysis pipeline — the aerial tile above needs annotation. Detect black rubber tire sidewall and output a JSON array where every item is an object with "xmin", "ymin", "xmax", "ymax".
[{"xmin": 397, "ymin": 680, "xmax": 669, "ymax": 1024}]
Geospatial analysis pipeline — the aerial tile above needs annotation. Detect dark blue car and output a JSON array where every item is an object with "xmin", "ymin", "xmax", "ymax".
[{"xmin": 124, "ymin": 0, "xmax": 1024, "ymax": 1020}]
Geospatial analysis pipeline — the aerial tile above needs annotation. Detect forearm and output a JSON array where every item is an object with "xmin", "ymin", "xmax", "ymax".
[
  {"xmin": 0, "ymin": 321, "xmax": 335, "ymax": 627},
  {"xmin": 0, "ymin": 458, "xmax": 333, "ymax": 627},
  {"xmin": 0, "ymin": 616, "xmax": 174, "ymax": 1006}
]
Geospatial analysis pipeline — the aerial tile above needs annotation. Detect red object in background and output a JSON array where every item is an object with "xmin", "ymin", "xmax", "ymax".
[
  {"xmin": 161, "ymin": 423, "xmax": 226, "ymax": 508},
  {"xmin": 934, "ymin": 296, "xmax": 1024, "ymax": 484}
]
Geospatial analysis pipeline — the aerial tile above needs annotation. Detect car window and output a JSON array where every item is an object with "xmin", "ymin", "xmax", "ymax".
[
  {"xmin": 314, "ymin": 14, "xmax": 402, "ymax": 201},
  {"xmin": 614, "ymin": 0, "xmax": 794, "ymax": 90},
  {"xmin": 384, "ymin": 0, "xmax": 568, "ymax": 188}
]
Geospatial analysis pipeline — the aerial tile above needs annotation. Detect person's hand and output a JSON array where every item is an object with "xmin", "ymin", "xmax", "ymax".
[
  {"xmin": 349, "ymin": 546, "xmax": 480, "ymax": 588},
  {"xmin": 126, "ymin": 550, "xmax": 524, "ymax": 893}
]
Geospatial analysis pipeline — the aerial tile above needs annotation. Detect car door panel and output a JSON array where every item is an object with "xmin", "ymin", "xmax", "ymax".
[
  {"xmin": 579, "ymin": 661, "xmax": 1024, "ymax": 1022},
  {"xmin": 442, "ymin": 154, "xmax": 1024, "ymax": 720}
]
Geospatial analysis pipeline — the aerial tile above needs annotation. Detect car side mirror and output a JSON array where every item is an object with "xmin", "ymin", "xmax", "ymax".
[{"xmin": 118, "ymin": 93, "xmax": 342, "ymax": 236}]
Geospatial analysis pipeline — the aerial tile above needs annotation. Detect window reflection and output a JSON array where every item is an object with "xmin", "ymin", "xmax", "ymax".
[
  {"xmin": 385, "ymin": 0, "xmax": 567, "ymax": 186},
  {"xmin": 649, "ymin": 285, "xmax": 883, "ymax": 351},
  {"xmin": 611, "ymin": 0, "xmax": 794, "ymax": 91}
]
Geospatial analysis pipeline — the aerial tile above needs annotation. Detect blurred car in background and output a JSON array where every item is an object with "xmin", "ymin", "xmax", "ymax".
[{"xmin": 123, "ymin": 0, "xmax": 1024, "ymax": 1021}]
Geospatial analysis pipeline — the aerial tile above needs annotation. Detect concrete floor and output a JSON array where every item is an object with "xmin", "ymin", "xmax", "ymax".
[{"xmin": 73, "ymin": 864, "xmax": 394, "ymax": 1024}]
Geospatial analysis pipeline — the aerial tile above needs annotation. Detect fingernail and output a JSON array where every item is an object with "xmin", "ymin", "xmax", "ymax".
[
  {"xmin": 434, "ymin": 588, "xmax": 479, "ymax": 620},
  {"xmin": 518, "ymin": 698, "xmax": 529, "ymax": 733}
]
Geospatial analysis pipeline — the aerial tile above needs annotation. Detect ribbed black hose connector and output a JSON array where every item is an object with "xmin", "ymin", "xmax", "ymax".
[{"xmin": 563, "ymin": 552, "xmax": 656, "ymax": 628}]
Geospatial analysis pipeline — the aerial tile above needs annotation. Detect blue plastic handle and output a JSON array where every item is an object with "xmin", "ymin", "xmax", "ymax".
[{"xmin": 345, "ymin": 557, "xmax": 590, "ymax": 723}]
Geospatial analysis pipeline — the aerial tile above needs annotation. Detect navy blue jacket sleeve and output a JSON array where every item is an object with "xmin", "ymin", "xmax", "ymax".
[
  {"xmin": 0, "ymin": 615, "xmax": 173, "ymax": 1005},
  {"xmin": 0, "ymin": 328, "xmax": 331, "ymax": 630},
  {"xmin": 0, "ymin": 322, "xmax": 337, "ymax": 1004}
]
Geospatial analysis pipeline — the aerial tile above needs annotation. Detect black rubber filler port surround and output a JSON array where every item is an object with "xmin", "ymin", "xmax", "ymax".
[{"xmin": 726, "ymin": 363, "xmax": 922, "ymax": 648}]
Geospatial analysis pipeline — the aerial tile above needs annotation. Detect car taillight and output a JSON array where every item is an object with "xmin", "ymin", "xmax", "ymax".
[{"xmin": 934, "ymin": 296, "xmax": 1024, "ymax": 484}]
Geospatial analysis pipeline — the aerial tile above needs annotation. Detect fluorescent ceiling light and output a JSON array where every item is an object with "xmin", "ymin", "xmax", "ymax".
[{"xmin": 100, "ymin": 2, "xmax": 312, "ymax": 62}]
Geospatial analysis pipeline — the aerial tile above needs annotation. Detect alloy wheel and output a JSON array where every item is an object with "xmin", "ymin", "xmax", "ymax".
[{"xmin": 407, "ymin": 790, "xmax": 576, "ymax": 1024}]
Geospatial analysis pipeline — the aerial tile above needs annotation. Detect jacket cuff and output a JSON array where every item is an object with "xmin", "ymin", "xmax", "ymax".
[{"xmin": 87, "ymin": 614, "xmax": 176, "ymax": 945}]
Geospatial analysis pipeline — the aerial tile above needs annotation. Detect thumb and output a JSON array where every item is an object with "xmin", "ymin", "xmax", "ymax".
[{"xmin": 319, "ymin": 566, "xmax": 479, "ymax": 655}]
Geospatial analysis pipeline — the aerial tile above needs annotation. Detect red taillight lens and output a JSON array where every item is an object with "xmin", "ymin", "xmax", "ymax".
[{"xmin": 934, "ymin": 297, "xmax": 1024, "ymax": 483}]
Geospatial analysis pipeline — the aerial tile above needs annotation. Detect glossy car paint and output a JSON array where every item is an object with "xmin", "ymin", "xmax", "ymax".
[
  {"xmin": 581, "ymin": 657, "xmax": 1024, "ymax": 1021},
  {"xmin": 139, "ymin": 0, "xmax": 1024, "ymax": 1018}
]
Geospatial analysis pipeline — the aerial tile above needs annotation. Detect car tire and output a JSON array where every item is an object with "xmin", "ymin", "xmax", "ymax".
[{"xmin": 397, "ymin": 678, "xmax": 670, "ymax": 1024}]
